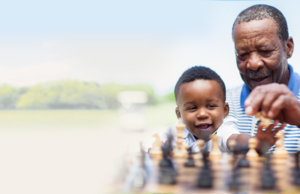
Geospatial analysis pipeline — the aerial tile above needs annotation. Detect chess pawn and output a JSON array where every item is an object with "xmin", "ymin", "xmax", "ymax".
[
  {"xmin": 209, "ymin": 135, "xmax": 221, "ymax": 160},
  {"xmin": 172, "ymin": 118, "xmax": 188, "ymax": 160},
  {"xmin": 273, "ymin": 130, "xmax": 287, "ymax": 160},
  {"xmin": 149, "ymin": 133, "xmax": 163, "ymax": 160},
  {"xmin": 246, "ymin": 138, "xmax": 259, "ymax": 160},
  {"xmin": 228, "ymin": 139, "xmax": 236, "ymax": 163},
  {"xmin": 176, "ymin": 118, "xmax": 185, "ymax": 135},
  {"xmin": 194, "ymin": 139, "xmax": 205, "ymax": 160},
  {"xmin": 173, "ymin": 139, "xmax": 188, "ymax": 160}
]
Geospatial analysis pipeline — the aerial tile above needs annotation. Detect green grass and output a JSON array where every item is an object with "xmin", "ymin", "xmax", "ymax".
[{"xmin": 0, "ymin": 101, "xmax": 178, "ymax": 131}]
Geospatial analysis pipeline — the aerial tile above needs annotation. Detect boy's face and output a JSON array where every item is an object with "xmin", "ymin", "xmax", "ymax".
[{"xmin": 175, "ymin": 79, "xmax": 229, "ymax": 140}]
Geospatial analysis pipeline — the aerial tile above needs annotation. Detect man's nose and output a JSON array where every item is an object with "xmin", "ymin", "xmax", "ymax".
[{"xmin": 247, "ymin": 52, "xmax": 264, "ymax": 71}]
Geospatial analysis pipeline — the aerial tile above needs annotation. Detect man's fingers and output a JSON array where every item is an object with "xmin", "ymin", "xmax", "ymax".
[
  {"xmin": 261, "ymin": 92, "xmax": 281, "ymax": 118},
  {"xmin": 267, "ymin": 95, "xmax": 288, "ymax": 119},
  {"xmin": 245, "ymin": 87, "xmax": 266, "ymax": 116},
  {"xmin": 245, "ymin": 84, "xmax": 292, "ymax": 118}
]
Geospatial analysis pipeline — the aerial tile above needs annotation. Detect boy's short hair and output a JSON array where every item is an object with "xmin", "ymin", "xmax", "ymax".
[{"xmin": 174, "ymin": 66, "xmax": 226, "ymax": 102}]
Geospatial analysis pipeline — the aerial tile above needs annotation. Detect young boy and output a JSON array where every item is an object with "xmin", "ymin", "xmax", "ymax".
[{"xmin": 161, "ymin": 66, "xmax": 285, "ymax": 153}]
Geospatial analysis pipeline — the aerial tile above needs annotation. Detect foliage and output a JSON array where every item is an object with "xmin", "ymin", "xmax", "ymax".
[
  {"xmin": 0, "ymin": 80, "xmax": 164, "ymax": 109},
  {"xmin": 158, "ymin": 91, "xmax": 175, "ymax": 103}
]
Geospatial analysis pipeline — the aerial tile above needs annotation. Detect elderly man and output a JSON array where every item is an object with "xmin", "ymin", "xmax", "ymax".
[{"xmin": 227, "ymin": 4, "xmax": 300, "ymax": 152}]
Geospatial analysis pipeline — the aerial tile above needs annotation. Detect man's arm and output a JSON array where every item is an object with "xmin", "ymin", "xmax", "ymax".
[{"xmin": 244, "ymin": 83, "xmax": 300, "ymax": 128}]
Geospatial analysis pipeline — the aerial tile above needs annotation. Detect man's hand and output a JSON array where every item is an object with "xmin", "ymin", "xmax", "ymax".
[
  {"xmin": 255, "ymin": 121, "xmax": 286, "ymax": 151},
  {"xmin": 245, "ymin": 83, "xmax": 300, "ymax": 127}
]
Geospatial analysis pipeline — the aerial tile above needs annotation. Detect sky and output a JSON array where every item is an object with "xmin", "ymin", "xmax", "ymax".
[{"xmin": 0, "ymin": 0, "xmax": 300, "ymax": 95}]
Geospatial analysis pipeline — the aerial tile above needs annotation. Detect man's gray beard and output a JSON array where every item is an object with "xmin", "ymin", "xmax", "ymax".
[{"xmin": 246, "ymin": 70, "xmax": 271, "ymax": 78}]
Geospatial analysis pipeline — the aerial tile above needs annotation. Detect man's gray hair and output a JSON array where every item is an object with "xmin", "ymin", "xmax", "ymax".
[{"xmin": 232, "ymin": 4, "xmax": 289, "ymax": 43}]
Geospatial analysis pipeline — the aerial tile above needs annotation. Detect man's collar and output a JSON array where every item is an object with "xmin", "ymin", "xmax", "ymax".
[{"xmin": 240, "ymin": 64, "xmax": 300, "ymax": 108}]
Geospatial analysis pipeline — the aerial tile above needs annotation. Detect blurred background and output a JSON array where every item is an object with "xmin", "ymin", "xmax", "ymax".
[{"xmin": 0, "ymin": 0, "xmax": 300, "ymax": 193}]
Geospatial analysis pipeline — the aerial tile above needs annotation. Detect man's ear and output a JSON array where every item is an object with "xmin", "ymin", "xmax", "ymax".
[
  {"xmin": 224, "ymin": 102, "xmax": 229, "ymax": 118},
  {"xmin": 175, "ymin": 107, "xmax": 181, "ymax": 119},
  {"xmin": 286, "ymin": 37, "xmax": 294, "ymax": 59}
]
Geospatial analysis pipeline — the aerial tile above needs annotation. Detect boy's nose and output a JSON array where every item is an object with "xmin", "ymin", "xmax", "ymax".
[{"xmin": 196, "ymin": 109, "xmax": 209, "ymax": 119}]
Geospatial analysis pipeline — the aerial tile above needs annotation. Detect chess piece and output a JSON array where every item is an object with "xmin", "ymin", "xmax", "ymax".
[
  {"xmin": 228, "ymin": 139, "xmax": 236, "ymax": 163},
  {"xmin": 149, "ymin": 133, "xmax": 162, "ymax": 159},
  {"xmin": 197, "ymin": 151, "xmax": 213, "ymax": 188},
  {"xmin": 193, "ymin": 139, "xmax": 205, "ymax": 160},
  {"xmin": 184, "ymin": 153, "xmax": 195, "ymax": 167},
  {"xmin": 246, "ymin": 138, "xmax": 259, "ymax": 160},
  {"xmin": 132, "ymin": 142, "xmax": 148, "ymax": 189},
  {"xmin": 293, "ymin": 151, "xmax": 300, "ymax": 186},
  {"xmin": 261, "ymin": 153, "xmax": 276, "ymax": 189},
  {"xmin": 237, "ymin": 145, "xmax": 250, "ymax": 168},
  {"xmin": 159, "ymin": 140, "xmax": 176, "ymax": 185},
  {"xmin": 209, "ymin": 135, "xmax": 221, "ymax": 160},
  {"xmin": 158, "ymin": 167, "xmax": 176, "ymax": 185},
  {"xmin": 273, "ymin": 130, "xmax": 287, "ymax": 159},
  {"xmin": 255, "ymin": 112, "xmax": 272, "ymax": 128},
  {"xmin": 173, "ymin": 119, "xmax": 188, "ymax": 159},
  {"xmin": 228, "ymin": 168, "xmax": 242, "ymax": 191},
  {"xmin": 293, "ymin": 140, "xmax": 300, "ymax": 186},
  {"xmin": 159, "ymin": 144, "xmax": 173, "ymax": 168}
]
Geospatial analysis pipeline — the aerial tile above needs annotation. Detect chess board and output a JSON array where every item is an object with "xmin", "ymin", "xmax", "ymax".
[{"xmin": 119, "ymin": 151, "xmax": 300, "ymax": 194}]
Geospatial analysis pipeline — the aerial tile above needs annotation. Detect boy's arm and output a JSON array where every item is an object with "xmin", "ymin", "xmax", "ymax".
[
  {"xmin": 227, "ymin": 120, "xmax": 286, "ymax": 152},
  {"xmin": 254, "ymin": 121, "xmax": 286, "ymax": 151},
  {"xmin": 227, "ymin": 133, "xmax": 251, "ymax": 150}
]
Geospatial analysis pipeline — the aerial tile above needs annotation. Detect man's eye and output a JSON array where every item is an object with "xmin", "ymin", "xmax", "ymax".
[
  {"xmin": 259, "ymin": 50, "xmax": 272, "ymax": 57},
  {"xmin": 237, "ymin": 53, "xmax": 249, "ymax": 60}
]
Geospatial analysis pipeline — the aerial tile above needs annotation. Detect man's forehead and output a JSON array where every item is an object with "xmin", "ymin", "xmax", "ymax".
[
  {"xmin": 234, "ymin": 19, "xmax": 277, "ymax": 34},
  {"xmin": 235, "ymin": 42, "xmax": 274, "ymax": 52},
  {"xmin": 233, "ymin": 19, "xmax": 279, "ymax": 46}
]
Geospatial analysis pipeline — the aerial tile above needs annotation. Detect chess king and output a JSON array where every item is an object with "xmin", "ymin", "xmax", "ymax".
[
  {"xmin": 227, "ymin": 4, "xmax": 300, "ymax": 152},
  {"xmin": 159, "ymin": 66, "xmax": 285, "ymax": 154}
]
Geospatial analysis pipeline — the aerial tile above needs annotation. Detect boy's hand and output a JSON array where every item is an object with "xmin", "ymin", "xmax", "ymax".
[{"xmin": 255, "ymin": 120, "xmax": 286, "ymax": 151}]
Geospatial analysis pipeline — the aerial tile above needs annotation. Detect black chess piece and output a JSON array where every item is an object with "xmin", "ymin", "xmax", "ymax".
[
  {"xmin": 293, "ymin": 151, "xmax": 300, "ymax": 186},
  {"xmin": 228, "ymin": 168, "xmax": 242, "ymax": 190},
  {"xmin": 132, "ymin": 142, "xmax": 148, "ymax": 189},
  {"xmin": 158, "ymin": 142, "xmax": 176, "ymax": 185},
  {"xmin": 261, "ymin": 153, "xmax": 276, "ymax": 189},
  {"xmin": 228, "ymin": 144, "xmax": 242, "ymax": 190},
  {"xmin": 197, "ymin": 151, "xmax": 213, "ymax": 188},
  {"xmin": 159, "ymin": 144, "xmax": 173, "ymax": 168},
  {"xmin": 159, "ymin": 167, "xmax": 176, "ymax": 184},
  {"xmin": 237, "ymin": 145, "xmax": 250, "ymax": 168},
  {"xmin": 184, "ymin": 153, "xmax": 195, "ymax": 167}
]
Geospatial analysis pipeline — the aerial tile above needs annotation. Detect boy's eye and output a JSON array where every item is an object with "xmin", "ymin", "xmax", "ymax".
[
  {"xmin": 207, "ymin": 104, "xmax": 217, "ymax": 108},
  {"xmin": 186, "ymin": 106, "xmax": 196, "ymax": 111}
]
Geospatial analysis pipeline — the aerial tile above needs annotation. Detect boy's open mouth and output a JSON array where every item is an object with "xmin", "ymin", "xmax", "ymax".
[{"xmin": 195, "ymin": 124, "xmax": 212, "ymax": 132}]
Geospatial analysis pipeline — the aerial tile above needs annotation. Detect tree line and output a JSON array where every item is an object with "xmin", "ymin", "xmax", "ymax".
[{"xmin": 0, "ymin": 80, "xmax": 174, "ymax": 110}]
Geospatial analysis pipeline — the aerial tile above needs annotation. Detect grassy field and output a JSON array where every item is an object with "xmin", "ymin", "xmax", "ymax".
[{"xmin": 0, "ymin": 101, "xmax": 178, "ymax": 131}]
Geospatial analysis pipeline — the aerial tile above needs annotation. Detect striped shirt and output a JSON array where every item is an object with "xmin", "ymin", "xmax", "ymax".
[{"xmin": 226, "ymin": 64, "xmax": 300, "ymax": 153}]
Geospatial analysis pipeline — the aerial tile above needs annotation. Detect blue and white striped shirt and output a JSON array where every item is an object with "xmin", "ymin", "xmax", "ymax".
[{"xmin": 226, "ymin": 64, "xmax": 300, "ymax": 153}]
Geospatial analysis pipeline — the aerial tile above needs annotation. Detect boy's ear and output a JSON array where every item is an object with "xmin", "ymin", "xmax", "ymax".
[
  {"xmin": 224, "ymin": 102, "xmax": 229, "ymax": 118},
  {"xmin": 175, "ymin": 107, "xmax": 181, "ymax": 119}
]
